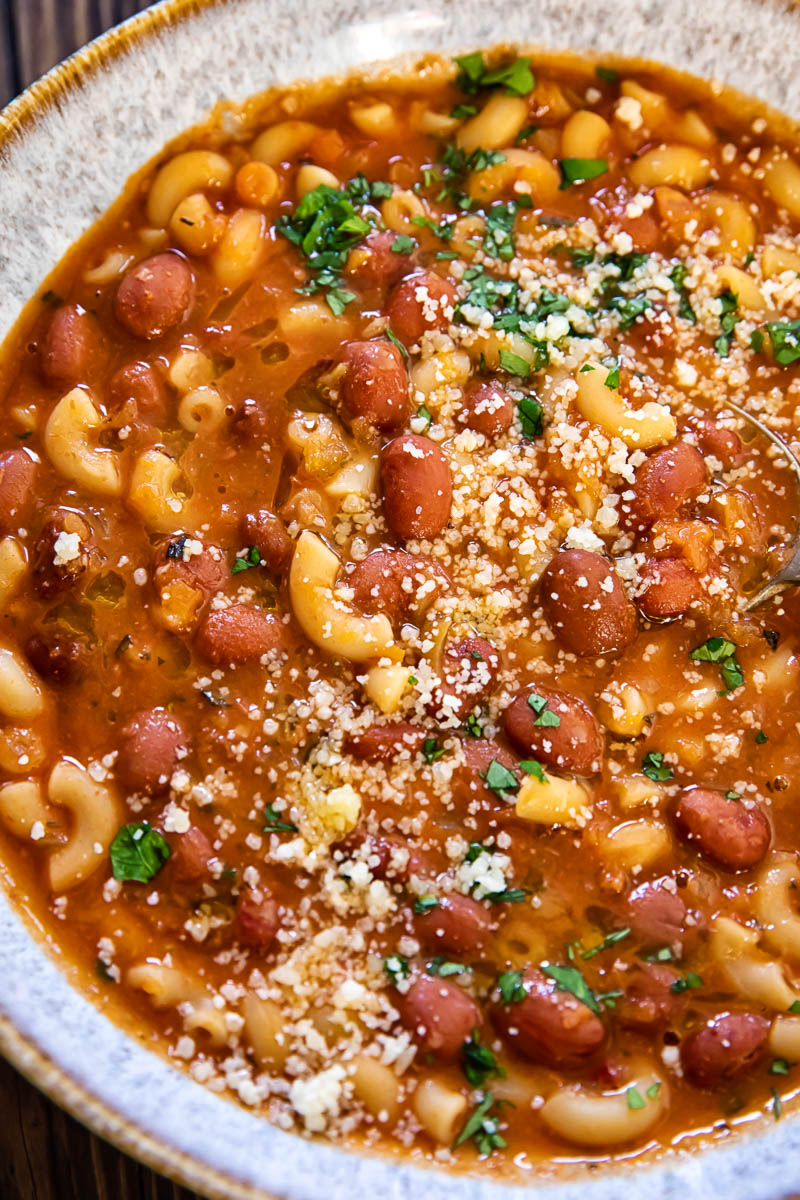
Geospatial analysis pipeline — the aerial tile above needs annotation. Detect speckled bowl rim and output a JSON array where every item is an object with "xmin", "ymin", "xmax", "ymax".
[{"xmin": 4, "ymin": 2, "xmax": 800, "ymax": 1198}]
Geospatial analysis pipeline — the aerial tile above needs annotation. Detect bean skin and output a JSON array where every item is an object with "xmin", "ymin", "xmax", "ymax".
[
  {"xmin": 639, "ymin": 556, "xmax": 700, "ymax": 619},
  {"xmin": 694, "ymin": 418, "xmax": 746, "ymax": 468},
  {"xmin": 31, "ymin": 510, "xmax": 92, "ymax": 599},
  {"xmin": 351, "ymin": 230, "xmax": 412, "ymax": 291},
  {"xmin": 397, "ymin": 976, "xmax": 481, "ymax": 1060},
  {"xmin": 348, "ymin": 549, "xmax": 449, "ymax": 622},
  {"xmin": 459, "ymin": 381, "xmax": 514, "ymax": 437},
  {"xmin": 674, "ymin": 787, "xmax": 770, "ymax": 871},
  {"xmin": 170, "ymin": 825, "xmax": 216, "ymax": 884},
  {"xmin": 108, "ymin": 360, "xmax": 166, "ymax": 416},
  {"xmin": 414, "ymin": 894, "xmax": 493, "ymax": 956},
  {"xmin": 626, "ymin": 878, "xmax": 686, "ymax": 949},
  {"xmin": 680, "ymin": 1012, "xmax": 769, "ymax": 1088},
  {"xmin": 116, "ymin": 708, "xmax": 190, "ymax": 795},
  {"xmin": 540, "ymin": 549, "xmax": 638, "ymax": 657},
  {"xmin": 491, "ymin": 967, "xmax": 605, "ymax": 1068},
  {"xmin": 40, "ymin": 304, "xmax": 99, "ymax": 385},
  {"xmin": 386, "ymin": 270, "xmax": 458, "ymax": 346},
  {"xmin": 114, "ymin": 252, "xmax": 195, "ymax": 339},
  {"xmin": 617, "ymin": 963, "xmax": 682, "ymax": 1032},
  {"xmin": 502, "ymin": 684, "xmax": 603, "ymax": 775},
  {"xmin": 427, "ymin": 637, "xmax": 499, "ymax": 724},
  {"xmin": 339, "ymin": 339, "xmax": 409, "ymax": 433},
  {"xmin": 380, "ymin": 434, "xmax": 452, "ymax": 539},
  {"xmin": 25, "ymin": 626, "xmax": 89, "ymax": 685},
  {"xmin": 0, "ymin": 449, "xmax": 37, "ymax": 535},
  {"xmin": 235, "ymin": 888, "xmax": 280, "ymax": 950},
  {"xmin": 344, "ymin": 722, "xmax": 427, "ymax": 762},
  {"xmin": 241, "ymin": 509, "xmax": 294, "ymax": 574},
  {"xmin": 196, "ymin": 604, "xmax": 287, "ymax": 665},
  {"xmin": 625, "ymin": 440, "xmax": 707, "ymax": 528}
]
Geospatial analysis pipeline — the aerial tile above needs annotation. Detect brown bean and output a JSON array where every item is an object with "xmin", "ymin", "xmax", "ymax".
[
  {"xmin": 344, "ymin": 722, "xmax": 427, "ymax": 762},
  {"xmin": 414, "ymin": 894, "xmax": 493, "ymax": 957},
  {"xmin": 694, "ymin": 418, "xmax": 746, "ymax": 469},
  {"xmin": 231, "ymin": 397, "xmax": 272, "ymax": 440},
  {"xmin": 31, "ymin": 510, "xmax": 92, "ymax": 599},
  {"xmin": 351, "ymin": 230, "xmax": 412, "ymax": 291},
  {"xmin": 154, "ymin": 537, "xmax": 228, "ymax": 596},
  {"xmin": 626, "ymin": 878, "xmax": 686, "ymax": 948},
  {"xmin": 617, "ymin": 963, "xmax": 682, "ymax": 1032},
  {"xmin": 339, "ymin": 340, "xmax": 409, "ymax": 433},
  {"xmin": 116, "ymin": 707, "xmax": 190, "ymax": 795},
  {"xmin": 108, "ymin": 360, "xmax": 166, "ymax": 415},
  {"xmin": 491, "ymin": 967, "xmax": 605, "ymax": 1068},
  {"xmin": 397, "ymin": 976, "xmax": 481, "ymax": 1060},
  {"xmin": 380, "ymin": 433, "xmax": 452, "ymax": 539},
  {"xmin": 625, "ymin": 441, "xmax": 707, "ymax": 528},
  {"xmin": 337, "ymin": 831, "xmax": 437, "ymax": 881},
  {"xmin": 348, "ymin": 549, "xmax": 450, "ymax": 622},
  {"xmin": 196, "ymin": 604, "xmax": 287, "ymax": 664},
  {"xmin": 459, "ymin": 380, "xmax": 514, "ymax": 438},
  {"xmin": 674, "ymin": 787, "xmax": 770, "ymax": 871},
  {"xmin": 639, "ymin": 556, "xmax": 700, "ymax": 619},
  {"xmin": 540, "ymin": 549, "xmax": 638, "ymax": 657},
  {"xmin": 0, "ymin": 449, "xmax": 37, "ymax": 535},
  {"xmin": 386, "ymin": 270, "xmax": 458, "ymax": 346},
  {"xmin": 235, "ymin": 888, "xmax": 280, "ymax": 950},
  {"xmin": 114, "ymin": 252, "xmax": 195, "ymax": 339},
  {"xmin": 680, "ymin": 1012, "xmax": 769, "ymax": 1088},
  {"xmin": 170, "ymin": 825, "xmax": 216, "ymax": 884},
  {"xmin": 25, "ymin": 626, "xmax": 89, "ymax": 684},
  {"xmin": 40, "ymin": 305, "xmax": 100, "ymax": 384},
  {"xmin": 241, "ymin": 510, "xmax": 294, "ymax": 574},
  {"xmin": 502, "ymin": 684, "xmax": 603, "ymax": 775},
  {"xmin": 426, "ymin": 638, "xmax": 500, "ymax": 724}
]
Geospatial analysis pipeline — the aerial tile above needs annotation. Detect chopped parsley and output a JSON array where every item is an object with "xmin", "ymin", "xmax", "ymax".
[
  {"xmin": 498, "ymin": 349, "xmax": 531, "ymax": 377},
  {"xmin": 497, "ymin": 970, "xmax": 526, "ymax": 1004},
  {"xmin": 642, "ymin": 751, "xmax": 673, "ymax": 783},
  {"xmin": 461, "ymin": 1031, "xmax": 506, "ymax": 1087},
  {"xmin": 415, "ymin": 403, "xmax": 432, "ymax": 431},
  {"xmin": 483, "ymin": 200, "xmax": 518, "ymax": 261},
  {"xmin": 428, "ymin": 957, "xmax": 467, "ymax": 977},
  {"xmin": 670, "ymin": 971, "xmax": 704, "ymax": 993},
  {"xmin": 454, "ymin": 1091, "xmax": 508, "ymax": 1155},
  {"xmin": 670, "ymin": 262, "xmax": 697, "ymax": 323},
  {"xmin": 725, "ymin": 790, "xmax": 741, "ymax": 800},
  {"xmin": 451, "ymin": 102, "xmax": 478, "ymax": 119},
  {"xmin": 689, "ymin": 635, "xmax": 743, "ymax": 693},
  {"xmin": 422, "ymin": 737, "xmax": 446, "ymax": 764},
  {"xmin": 607, "ymin": 293, "xmax": 652, "ymax": 330},
  {"xmin": 410, "ymin": 214, "xmax": 455, "ymax": 241},
  {"xmin": 790, "ymin": 1000, "xmax": 800, "ymax": 1015},
  {"xmin": 464, "ymin": 712, "xmax": 484, "ymax": 738},
  {"xmin": 517, "ymin": 395, "xmax": 545, "ymax": 439},
  {"xmin": 232, "ymin": 545, "xmax": 262, "ymax": 574},
  {"xmin": 386, "ymin": 326, "xmax": 409, "ymax": 359},
  {"xmin": 454, "ymin": 52, "xmax": 535, "ymax": 97},
  {"xmin": 756, "ymin": 729, "xmax": 769, "ymax": 745},
  {"xmin": 263, "ymin": 803, "xmax": 298, "ymax": 834},
  {"xmin": 771, "ymin": 1058, "xmax": 791, "ymax": 1076},
  {"xmin": 772, "ymin": 1086, "xmax": 783, "ymax": 1120},
  {"xmin": 383, "ymin": 954, "xmax": 409, "ymax": 985},
  {"xmin": 527, "ymin": 691, "xmax": 561, "ymax": 727},
  {"xmin": 595, "ymin": 65, "xmax": 619, "ymax": 83},
  {"xmin": 603, "ymin": 359, "xmax": 620, "ymax": 389},
  {"xmin": 482, "ymin": 758, "xmax": 519, "ymax": 796},
  {"xmin": 520, "ymin": 759, "xmax": 547, "ymax": 783},
  {"xmin": 110, "ymin": 822, "xmax": 170, "ymax": 884},
  {"xmin": 643, "ymin": 946, "xmax": 674, "ymax": 963},
  {"xmin": 391, "ymin": 234, "xmax": 415, "ymax": 254},
  {"xmin": 580, "ymin": 927, "xmax": 631, "ymax": 959},
  {"xmin": 626, "ymin": 1086, "xmax": 645, "ymax": 1110},
  {"xmin": 276, "ymin": 182, "xmax": 373, "ymax": 314},
  {"xmin": 413, "ymin": 894, "xmax": 440, "ymax": 915},
  {"xmin": 559, "ymin": 158, "xmax": 609, "ymax": 189},
  {"xmin": 759, "ymin": 319, "xmax": 800, "ymax": 365},
  {"xmin": 646, "ymin": 1081, "xmax": 662, "ymax": 1100},
  {"xmin": 542, "ymin": 963, "xmax": 603, "ymax": 1013},
  {"xmin": 713, "ymin": 289, "xmax": 740, "ymax": 357}
]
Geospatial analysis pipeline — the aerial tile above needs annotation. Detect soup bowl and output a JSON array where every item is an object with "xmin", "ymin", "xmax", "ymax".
[{"xmin": 2, "ymin": 0, "xmax": 800, "ymax": 1197}]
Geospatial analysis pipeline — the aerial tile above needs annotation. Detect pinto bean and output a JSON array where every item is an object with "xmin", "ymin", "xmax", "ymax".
[
  {"xmin": 415, "ymin": 894, "xmax": 493, "ymax": 957},
  {"xmin": 351, "ymin": 230, "xmax": 412, "ymax": 291},
  {"xmin": 502, "ymin": 684, "xmax": 603, "ymax": 775},
  {"xmin": 235, "ymin": 888, "xmax": 280, "ymax": 950},
  {"xmin": 386, "ymin": 270, "xmax": 458, "ymax": 346},
  {"xmin": 339, "ymin": 340, "xmax": 409, "ymax": 433},
  {"xmin": 639, "ymin": 556, "xmax": 700, "ymax": 619},
  {"xmin": 31, "ymin": 510, "xmax": 92, "ymax": 599},
  {"xmin": 674, "ymin": 787, "xmax": 770, "ymax": 871},
  {"xmin": 491, "ymin": 967, "xmax": 605, "ymax": 1068},
  {"xmin": 348, "ymin": 549, "xmax": 449, "ymax": 622},
  {"xmin": 241, "ymin": 510, "xmax": 294, "ymax": 574},
  {"xmin": 617, "ymin": 963, "xmax": 682, "ymax": 1032},
  {"xmin": 25, "ymin": 626, "xmax": 89, "ymax": 684},
  {"xmin": 626, "ymin": 878, "xmax": 686, "ymax": 948},
  {"xmin": 108, "ymin": 360, "xmax": 166, "ymax": 415},
  {"xmin": 680, "ymin": 1012, "xmax": 769, "ymax": 1088},
  {"xmin": 397, "ymin": 976, "xmax": 481, "ymax": 1060},
  {"xmin": 196, "ymin": 604, "xmax": 287, "ymax": 664},
  {"xmin": 40, "ymin": 305, "xmax": 99, "ymax": 384},
  {"xmin": 114, "ymin": 252, "xmax": 195, "ymax": 339},
  {"xmin": 0, "ymin": 449, "xmax": 37, "ymax": 534},
  {"xmin": 459, "ymin": 381, "xmax": 514, "ymax": 437},
  {"xmin": 116, "ymin": 707, "xmax": 189, "ymax": 795},
  {"xmin": 170, "ymin": 825, "xmax": 216, "ymax": 884},
  {"xmin": 625, "ymin": 441, "xmax": 707, "ymax": 528},
  {"xmin": 427, "ymin": 638, "xmax": 499, "ymax": 724},
  {"xmin": 338, "ymin": 831, "xmax": 437, "ymax": 881},
  {"xmin": 380, "ymin": 434, "xmax": 452, "ymax": 539},
  {"xmin": 344, "ymin": 721, "xmax": 427, "ymax": 762},
  {"xmin": 694, "ymin": 418, "xmax": 746, "ymax": 469},
  {"xmin": 540, "ymin": 549, "xmax": 638, "ymax": 657}
]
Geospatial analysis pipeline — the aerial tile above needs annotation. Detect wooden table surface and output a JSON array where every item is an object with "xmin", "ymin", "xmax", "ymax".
[{"xmin": 1, "ymin": 8, "xmax": 207, "ymax": 1198}]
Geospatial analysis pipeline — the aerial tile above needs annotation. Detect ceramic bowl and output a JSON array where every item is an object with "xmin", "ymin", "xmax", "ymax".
[{"xmin": 2, "ymin": 1, "xmax": 800, "ymax": 1196}]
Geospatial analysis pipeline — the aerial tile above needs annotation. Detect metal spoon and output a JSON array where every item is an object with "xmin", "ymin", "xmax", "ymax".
[{"xmin": 722, "ymin": 400, "xmax": 800, "ymax": 610}]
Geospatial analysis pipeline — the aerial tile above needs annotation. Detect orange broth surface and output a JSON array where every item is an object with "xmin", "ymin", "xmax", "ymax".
[{"xmin": 1, "ymin": 46, "xmax": 800, "ymax": 1178}]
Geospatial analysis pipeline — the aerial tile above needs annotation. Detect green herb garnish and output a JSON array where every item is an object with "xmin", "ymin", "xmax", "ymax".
[
  {"xmin": 527, "ymin": 691, "xmax": 561, "ymax": 727},
  {"xmin": 670, "ymin": 262, "xmax": 697, "ymax": 323},
  {"xmin": 714, "ymin": 290, "xmax": 740, "ymax": 357},
  {"xmin": 454, "ymin": 1091, "xmax": 508, "ymax": 1155},
  {"xmin": 689, "ymin": 636, "xmax": 743, "ymax": 693},
  {"xmin": 670, "ymin": 971, "xmax": 704, "ymax": 993},
  {"xmin": 520, "ymin": 759, "xmax": 547, "ymax": 782},
  {"xmin": 461, "ymin": 1030, "xmax": 506, "ymax": 1087},
  {"xmin": 454, "ymin": 52, "xmax": 535, "ymax": 97},
  {"xmin": 263, "ymin": 803, "xmax": 298, "ymax": 834},
  {"xmin": 641, "ymin": 751, "xmax": 673, "ymax": 782},
  {"xmin": 542, "ymin": 963, "xmax": 602, "ymax": 1013},
  {"xmin": 498, "ymin": 349, "xmax": 531, "ymax": 377},
  {"xmin": 110, "ymin": 822, "xmax": 171, "ymax": 883},
  {"xmin": 580, "ymin": 927, "xmax": 631, "ymax": 959},
  {"xmin": 626, "ymin": 1086, "xmax": 645, "ymax": 1110},
  {"xmin": 559, "ymin": 158, "xmax": 608, "ymax": 189},
  {"xmin": 422, "ymin": 737, "xmax": 446, "ymax": 764},
  {"xmin": 232, "ymin": 545, "xmax": 262, "ymax": 574},
  {"xmin": 414, "ymin": 895, "xmax": 440, "ymax": 915},
  {"xmin": 497, "ymin": 970, "xmax": 526, "ymax": 1004},
  {"xmin": 384, "ymin": 954, "xmax": 409, "ymax": 985}
]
